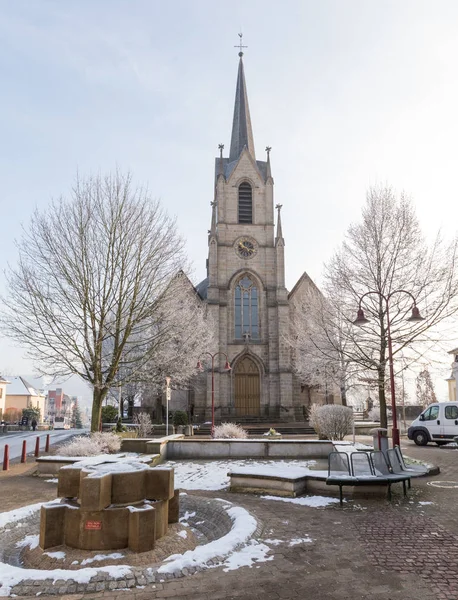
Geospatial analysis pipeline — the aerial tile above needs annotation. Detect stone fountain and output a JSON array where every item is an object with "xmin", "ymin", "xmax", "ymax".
[{"xmin": 39, "ymin": 460, "xmax": 179, "ymax": 553}]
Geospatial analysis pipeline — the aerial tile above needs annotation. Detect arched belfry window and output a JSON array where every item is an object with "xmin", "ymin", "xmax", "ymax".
[
  {"xmin": 238, "ymin": 182, "xmax": 252, "ymax": 224},
  {"xmin": 234, "ymin": 275, "xmax": 259, "ymax": 340}
]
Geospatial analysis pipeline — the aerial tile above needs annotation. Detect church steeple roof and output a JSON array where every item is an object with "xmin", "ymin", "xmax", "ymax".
[{"xmin": 229, "ymin": 56, "xmax": 256, "ymax": 162}]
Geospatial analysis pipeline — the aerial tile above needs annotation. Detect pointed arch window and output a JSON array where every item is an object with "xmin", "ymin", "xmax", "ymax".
[
  {"xmin": 235, "ymin": 275, "xmax": 259, "ymax": 340},
  {"xmin": 238, "ymin": 182, "xmax": 252, "ymax": 224}
]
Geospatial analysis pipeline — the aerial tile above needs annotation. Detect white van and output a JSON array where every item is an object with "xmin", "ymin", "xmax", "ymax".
[{"xmin": 408, "ymin": 402, "xmax": 458, "ymax": 446}]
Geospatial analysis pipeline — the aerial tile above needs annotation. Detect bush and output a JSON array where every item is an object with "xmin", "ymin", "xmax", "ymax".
[
  {"xmin": 58, "ymin": 432, "xmax": 121, "ymax": 456},
  {"xmin": 368, "ymin": 407, "xmax": 381, "ymax": 422},
  {"xmin": 172, "ymin": 410, "xmax": 188, "ymax": 427},
  {"xmin": 309, "ymin": 404, "xmax": 354, "ymax": 441},
  {"xmin": 133, "ymin": 412, "xmax": 153, "ymax": 438},
  {"xmin": 101, "ymin": 405, "xmax": 119, "ymax": 423},
  {"xmin": 213, "ymin": 422, "xmax": 248, "ymax": 439}
]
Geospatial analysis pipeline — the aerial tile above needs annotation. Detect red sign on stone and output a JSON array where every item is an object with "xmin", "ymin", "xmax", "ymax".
[{"xmin": 85, "ymin": 520, "xmax": 102, "ymax": 530}]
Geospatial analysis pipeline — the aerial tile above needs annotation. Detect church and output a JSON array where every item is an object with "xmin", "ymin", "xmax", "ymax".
[{"xmin": 192, "ymin": 50, "xmax": 337, "ymax": 423}]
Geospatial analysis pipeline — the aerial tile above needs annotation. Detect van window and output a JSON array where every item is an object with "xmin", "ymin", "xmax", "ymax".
[
  {"xmin": 445, "ymin": 405, "xmax": 458, "ymax": 420},
  {"xmin": 423, "ymin": 406, "xmax": 439, "ymax": 421}
]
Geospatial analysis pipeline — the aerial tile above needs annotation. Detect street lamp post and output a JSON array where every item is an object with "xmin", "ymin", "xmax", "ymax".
[
  {"xmin": 353, "ymin": 290, "xmax": 424, "ymax": 448},
  {"xmin": 196, "ymin": 352, "xmax": 231, "ymax": 437}
]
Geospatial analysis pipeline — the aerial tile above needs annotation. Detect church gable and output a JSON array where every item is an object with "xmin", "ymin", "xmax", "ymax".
[{"xmin": 226, "ymin": 148, "xmax": 265, "ymax": 186}]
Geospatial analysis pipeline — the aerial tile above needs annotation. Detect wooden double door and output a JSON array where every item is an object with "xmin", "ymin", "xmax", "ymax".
[{"xmin": 234, "ymin": 356, "xmax": 260, "ymax": 416}]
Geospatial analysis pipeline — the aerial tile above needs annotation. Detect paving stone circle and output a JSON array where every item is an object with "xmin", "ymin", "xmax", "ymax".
[{"xmin": 0, "ymin": 494, "xmax": 258, "ymax": 596}]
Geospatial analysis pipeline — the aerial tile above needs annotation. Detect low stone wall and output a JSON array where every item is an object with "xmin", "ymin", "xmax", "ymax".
[
  {"xmin": 120, "ymin": 434, "xmax": 185, "ymax": 458},
  {"xmin": 165, "ymin": 439, "xmax": 333, "ymax": 460}
]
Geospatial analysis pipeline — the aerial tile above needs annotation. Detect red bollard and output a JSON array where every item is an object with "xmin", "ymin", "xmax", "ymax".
[
  {"xmin": 21, "ymin": 440, "xmax": 27, "ymax": 463},
  {"xmin": 45, "ymin": 434, "xmax": 50, "ymax": 453},
  {"xmin": 34, "ymin": 436, "xmax": 40, "ymax": 458},
  {"xmin": 3, "ymin": 444, "xmax": 9, "ymax": 471}
]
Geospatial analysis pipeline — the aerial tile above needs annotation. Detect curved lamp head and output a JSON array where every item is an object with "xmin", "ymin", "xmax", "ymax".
[
  {"xmin": 353, "ymin": 308, "xmax": 370, "ymax": 326},
  {"xmin": 224, "ymin": 360, "xmax": 232, "ymax": 371},
  {"xmin": 407, "ymin": 306, "xmax": 424, "ymax": 323}
]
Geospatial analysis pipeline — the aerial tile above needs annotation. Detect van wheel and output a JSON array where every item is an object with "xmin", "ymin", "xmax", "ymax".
[{"xmin": 413, "ymin": 430, "xmax": 428, "ymax": 446}]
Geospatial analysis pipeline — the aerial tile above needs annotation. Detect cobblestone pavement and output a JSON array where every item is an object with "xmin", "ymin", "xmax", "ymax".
[{"xmin": 2, "ymin": 441, "xmax": 458, "ymax": 599}]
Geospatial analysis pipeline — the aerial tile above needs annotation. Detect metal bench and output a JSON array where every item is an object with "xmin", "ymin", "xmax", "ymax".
[
  {"xmin": 371, "ymin": 451, "xmax": 411, "ymax": 499},
  {"xmin": 326, "ymin": 451, "xmax": 411, "ymax": 505}
]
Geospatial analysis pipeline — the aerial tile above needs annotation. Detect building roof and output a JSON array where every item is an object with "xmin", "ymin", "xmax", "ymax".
[
  {"xmin": 6, "ymin": 376, "xmax": 44, "ymax": 397},
  {"xmin": 195, "ymin": 277, "xmax": 209, "ymax": 300}
]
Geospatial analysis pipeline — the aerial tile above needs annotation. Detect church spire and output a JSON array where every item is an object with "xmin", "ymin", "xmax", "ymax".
[{"xmin": 229, "ymin": 36, "xmax": 255, "ymax": 162}]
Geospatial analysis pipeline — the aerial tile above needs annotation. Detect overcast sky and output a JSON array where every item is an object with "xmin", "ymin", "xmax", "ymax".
[{"xmin": 1, "ymin": 0, "xmax": 457, "ymax": 402}]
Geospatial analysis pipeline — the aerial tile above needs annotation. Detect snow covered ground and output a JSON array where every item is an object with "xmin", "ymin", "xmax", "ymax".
[{"xmin": 164, "ymin": 459, "xmax": 318, "ymax": 491}]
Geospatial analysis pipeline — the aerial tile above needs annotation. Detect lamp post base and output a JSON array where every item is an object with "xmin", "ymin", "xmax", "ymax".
[{"xmin": 392, "ymin": 426, "xmax": 400, "ymax": 448}]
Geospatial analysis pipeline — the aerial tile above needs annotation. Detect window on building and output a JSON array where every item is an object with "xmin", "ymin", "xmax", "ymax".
[
  {"xmin": 235, "ymin": 275, "xmax": 259, "ymax": 340},
  {"xmin": 238, "ymin": 182, "xmax": 252, "ymax": 224}
]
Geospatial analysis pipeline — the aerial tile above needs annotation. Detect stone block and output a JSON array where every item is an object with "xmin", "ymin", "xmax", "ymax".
[
  {"xmin": 145, "ymin": 468, "xmax": 174, "ymax": 501},
  {"xmin": 168, "ymin": 489, "xmax": 180, "ymax": 523},
  {"xmin": 39, "ymin": 504, "xmax": 65, "ymax": 549},
  {"xmin": 128, "ymin": 506, "xmax": 156, "ymax": 552},
  {"xmin": 58, "ymin": 466, "xmax": 82, "ymax": 498},
  {"xmin": 80, "ymin": 473, "xmax": 112, "ymax": 511},
  {"xmin": 153, "ymin": 499, "xmax": 169, "ymax": 539},
  {"xmin": 111, "ymin": 471, "xmax": 145, "ymax": 505}
]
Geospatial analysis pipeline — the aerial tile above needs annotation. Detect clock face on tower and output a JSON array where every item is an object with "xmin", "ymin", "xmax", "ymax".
[{"xmin": 235, "ymin": 237, "xmax": 258, "ymax": 259}]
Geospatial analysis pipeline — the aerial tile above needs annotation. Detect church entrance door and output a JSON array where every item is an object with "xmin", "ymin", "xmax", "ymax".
[{"xmin": 234, "ymin": 356, "xmax": 260, "ymax": 416}]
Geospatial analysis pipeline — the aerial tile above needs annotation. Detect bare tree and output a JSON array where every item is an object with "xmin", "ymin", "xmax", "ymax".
[
  {"xmin": 323, "ymin": 185, "xmax": 458, "ymax": 428},
  {"xmin": 288, "ymin": 275, "xmax": 362, "ymax": 407},
  {"xmin": 415, "ymin": 367, "xmax": 437, "ymax": 408},
  {"xmin": 1, "ymin": 171, "xmax": 213, "ymax": 431}
]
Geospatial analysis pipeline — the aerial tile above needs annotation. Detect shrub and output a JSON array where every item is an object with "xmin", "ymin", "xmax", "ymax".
[
  {"xmin": 58, "ymin": 432, "xmax": 121, "ymax": 456},
  {"xmin": 133, "ymin": 412, "xmax": 153, "ymax": 438},
  {"xmin": 172, "ymin": 410, "xmax": 188, "ymax": 427},
  {"xmin": 101, "ymin": 405, "xmax": 119, "ymax": 423},
  {"xmin": 213, "ymin": 422, "xmax": 248, "ymax": 439},
  {"xmin": 91, "ymin": 432, "xmax": 121, "ymax": 453},
  {"xmin": 309, "ymin": 404, "xmax": 354, "ymax": 441},
  {"xmin": 368, "ymin": 407, "xmax": 381, "ymax": 422},
  {"xmin": 58, "ymin": 435, "xmax": 103, "ymax": 457}
]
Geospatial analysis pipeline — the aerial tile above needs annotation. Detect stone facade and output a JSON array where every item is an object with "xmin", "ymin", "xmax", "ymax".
[{"xmin": 194, "ymin": 55, "xmax": 338, "ymax": 423}]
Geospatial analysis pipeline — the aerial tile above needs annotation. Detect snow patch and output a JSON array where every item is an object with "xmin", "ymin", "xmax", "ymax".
[
  {"xmin": 263, "ymin": 538, "xmax": 282, "ymax": 546},
  {"xmin": 44, "ymin": 552, "xmax": 66, "ymax": 560},
  {"xmin": 158, "ymin": 504, "xmax": 257, "ymax": 574},
  {"xmin": 221, "ymin": 540, "xmax": 273, "ymax": 572},
  {"xmin": 16, "ymin": 535, "xmax": 39, "ymax": 550},
  {"xmin": 44, "ymin": 479, "xmax": 58, "ymax": 484},
  {"xmin": 289, "ymin": 537, "xmax": 313, "ymax": 545},
  {"xmin": 80, "ymin": 553, "xmax": 124, "ymax": 566},
  {"xmin": 262, "ymin": 495, "xmax": 341, "ymax": 508},
  {"xmin": 177, "ymin": 530, "xmax": 187, "ymax": 539}
]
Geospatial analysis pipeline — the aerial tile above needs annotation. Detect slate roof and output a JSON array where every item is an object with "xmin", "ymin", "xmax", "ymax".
[
  {"xmin": 6, "ymin": 376, "xmax": 43, "ymax": 397},
  {"xmin": 195, "ymin": 277, "xmax": 209, "ymax": 300}
]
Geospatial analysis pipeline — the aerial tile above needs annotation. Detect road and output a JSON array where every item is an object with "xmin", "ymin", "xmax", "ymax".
[{"xmin": 0, "ymin": 429, "xmax": 86, "ymax": 460}]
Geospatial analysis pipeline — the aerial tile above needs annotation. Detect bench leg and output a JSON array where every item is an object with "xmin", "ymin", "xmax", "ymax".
[
  {"xmin": 387, "ymin": 483, "xmax": 392, "ymax": 501},
  {"xmin": 402, "ymin": 480, "xmax": 407, "ymax": 496},
  {"xmin": 339, "ymin": 485, "xmax": 343, "ymax": 507},
  {"xmin": 408, "ymin": 478, "xmax": 411, "ymax": 489}
]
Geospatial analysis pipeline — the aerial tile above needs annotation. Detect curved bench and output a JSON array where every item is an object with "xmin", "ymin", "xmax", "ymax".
[
  {"xmin": 228, "ymin": 467, "xmax": 328, "ymax": 497},
  {"xmin": 228, "ymin": 450, "xmax": 412, "ymax": 505}
]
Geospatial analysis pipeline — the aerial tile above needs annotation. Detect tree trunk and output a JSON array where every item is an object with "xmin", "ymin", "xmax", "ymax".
[
  {"xmin": 340, "ymin": 383, "xmax": 347, "ymax": 407},
  {"xmin": 377, "ymin": 366, "xmax": 387, "ymax": 429},
  {"xmin": 91, "ymin": 388, "xmax": 106, "ymax": 432}
]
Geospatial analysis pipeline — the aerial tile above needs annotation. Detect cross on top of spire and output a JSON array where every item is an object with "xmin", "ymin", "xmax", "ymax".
[{"xmin": 234, "ymin": 32, "xmax": 247, "ymax": 57}]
